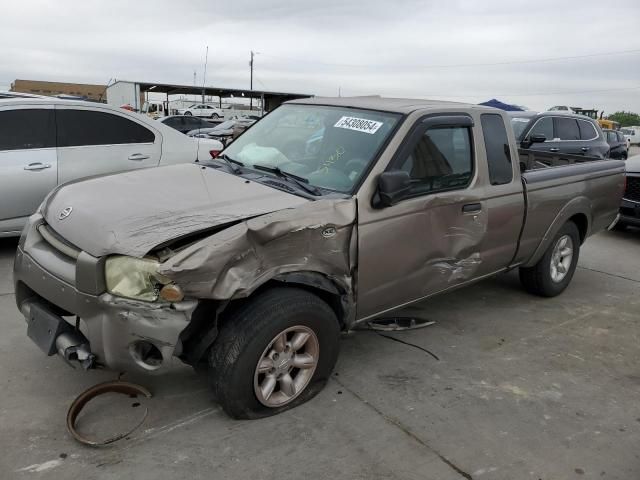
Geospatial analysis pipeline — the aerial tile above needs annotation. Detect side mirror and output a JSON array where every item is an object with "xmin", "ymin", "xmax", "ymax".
[
  {"xmin": 375, "ymin": 171, "xmax": 412, "ymax": 208},
  {"xmin": 521, "ymin": 134, "xmax": 546, "ymax": 148}
]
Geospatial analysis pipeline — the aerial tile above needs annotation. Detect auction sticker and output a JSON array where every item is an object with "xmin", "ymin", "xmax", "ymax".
[{"xmin": 334, "ymin": 116, "xmax": 383, "ymax": 134}]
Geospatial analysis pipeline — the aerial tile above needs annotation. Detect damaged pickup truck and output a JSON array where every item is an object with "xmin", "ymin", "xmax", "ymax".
[{"xmin": 14, "ymin": 97, "xmax": 624, "ymax": 418}]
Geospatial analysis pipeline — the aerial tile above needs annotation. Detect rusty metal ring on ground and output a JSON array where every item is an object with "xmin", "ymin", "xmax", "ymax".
[{"xmin": 66, "ymin": 380, "xmax": 152, "ymax": 447}]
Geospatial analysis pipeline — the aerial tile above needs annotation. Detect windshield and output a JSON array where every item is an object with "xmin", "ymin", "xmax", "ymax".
[
  {"xmin": 222, "ymin": 104, "xmax": 401, "ymax": 193},
  {"xmin": 510, "ymin": 117, "xmax": 533, "ymax": 140}
]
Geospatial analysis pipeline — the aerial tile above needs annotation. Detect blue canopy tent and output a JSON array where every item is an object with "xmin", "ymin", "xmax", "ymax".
[{"xmin": 479, "ymin": 99, "xmax": 524, "ymax": 111}]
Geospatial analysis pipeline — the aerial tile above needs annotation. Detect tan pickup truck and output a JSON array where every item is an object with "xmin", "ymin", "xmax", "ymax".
[{"xmin": 14, "ymin": 97, "xmax": 624, "ymax": 418}]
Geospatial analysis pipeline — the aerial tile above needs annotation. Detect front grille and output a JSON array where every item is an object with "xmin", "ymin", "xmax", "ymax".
[
  {"xmin": 625, "ymin": 176, "xmax": 640, "ymax": 202},
  {"xmin": 37, "ymin": 223, "xmax": 81, "ymax": 260}
]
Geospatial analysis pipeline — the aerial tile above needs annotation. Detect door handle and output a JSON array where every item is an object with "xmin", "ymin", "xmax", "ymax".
[
  {"xmin": 581, "ymin": 147, "xmax": 590, "ymax": 152},
  {"xmin": 128, "ymin": 153, "xmax": 150, "ymax": 161},
  {"xmin": 549, "ymin": 147, "xmax": 559, "ymax": 152},
  {"xmin": 24, "ymin": 163, "xmax": 51, "ymax": 171},
  {"xmin": 462, "ymin": 203, "xmax": 482, "ymax": 213}
]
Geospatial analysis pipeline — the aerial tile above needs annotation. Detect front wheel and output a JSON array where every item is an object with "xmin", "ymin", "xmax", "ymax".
[
  {"xmin": 184, "ymin": 111, "xmax": 192, "ymax": 116},
  {"xmin": 519, "ymin": 221, "xmax": 580, "ymax": 297},
  {"xmin": 208, "ymin": 287, "xmax": 340, "ymax": 419},
  {"xmin": 211, "ymin": 113, "xmax": 220, "ymax": 119}
]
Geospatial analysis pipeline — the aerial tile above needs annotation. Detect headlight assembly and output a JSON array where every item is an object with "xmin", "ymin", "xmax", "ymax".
[{"xmin": 105, "ymin": 256, "xmax": 172, "ymax": 302}]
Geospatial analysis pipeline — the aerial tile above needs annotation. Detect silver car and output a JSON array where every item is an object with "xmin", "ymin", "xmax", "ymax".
[{"xmin": 0, "ymin": 98, "xmax": 223, "ymax": 236}]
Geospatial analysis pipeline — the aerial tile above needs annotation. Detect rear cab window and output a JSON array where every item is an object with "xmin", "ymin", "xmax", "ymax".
[
  {"xmin": 481, "ymin": 114, "xmax": 513, "ymax": 185},
  {"xmin": 56, "ymin": 109, "xmax": 156, "ymax": 147}
]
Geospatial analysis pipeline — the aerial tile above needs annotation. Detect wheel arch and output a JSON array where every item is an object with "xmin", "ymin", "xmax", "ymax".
[
  {"xmin": 522, "ymin": 198, "xmax": 590, "ymax": 268},
  {"xmin": 177, "ymin": 271, "xmax": 354, "ymax": 368}
]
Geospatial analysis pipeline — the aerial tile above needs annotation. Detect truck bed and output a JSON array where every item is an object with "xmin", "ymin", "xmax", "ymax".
[{"xmin": 514, "ymin": 156, "xmax": 625, "ymax": 267}]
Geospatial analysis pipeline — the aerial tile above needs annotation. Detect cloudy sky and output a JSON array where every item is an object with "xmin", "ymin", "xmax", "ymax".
[{"xmin": 2, "ymin": 0, "xmax": 639, "ymax": 114}]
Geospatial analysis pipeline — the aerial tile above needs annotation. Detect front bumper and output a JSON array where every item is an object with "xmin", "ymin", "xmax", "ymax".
[
  {"xmin": 619, "ymin": 198, "xmax": 640, "ymax": 227},
  {"xmin": 13, "ymin": 216, "xmax": 197, "ymax": 373}
]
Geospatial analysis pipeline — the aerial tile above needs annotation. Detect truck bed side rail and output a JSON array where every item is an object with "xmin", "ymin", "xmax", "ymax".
[{"xmin": 518, "ymin": 149, "xmax": 603, "ymax": 172}]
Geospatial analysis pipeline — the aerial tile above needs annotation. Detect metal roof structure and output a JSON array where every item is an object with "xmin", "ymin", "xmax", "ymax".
[{"xmin": 111, "ymin": 80, "xmax": 313, "ymax": 112}]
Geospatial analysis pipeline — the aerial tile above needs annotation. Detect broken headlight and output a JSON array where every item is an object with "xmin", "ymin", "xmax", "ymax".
[{"xmin": 105, "ymin": 256, "xmax": 171, "ymax": 302}]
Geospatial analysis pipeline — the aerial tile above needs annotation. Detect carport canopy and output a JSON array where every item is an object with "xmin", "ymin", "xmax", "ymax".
[{"xmin": 136, "ymin": 81, "xmax": 313, "ymax": 112}]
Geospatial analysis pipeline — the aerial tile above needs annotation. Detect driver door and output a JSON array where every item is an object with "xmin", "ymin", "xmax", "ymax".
[{"xmin": 356, "ymin": 115, "xmax": 488, "ymax": 319}]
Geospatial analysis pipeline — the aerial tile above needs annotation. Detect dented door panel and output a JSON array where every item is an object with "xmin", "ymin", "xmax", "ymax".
[{"xmin": 356, "ymin": 189, "xmax": 487, "ymax": 320}]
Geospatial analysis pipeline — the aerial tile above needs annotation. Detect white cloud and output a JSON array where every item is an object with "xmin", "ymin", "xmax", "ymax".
[{"xmin": 1, "ymin": 0, "xmax": 639, "ymax": 114}]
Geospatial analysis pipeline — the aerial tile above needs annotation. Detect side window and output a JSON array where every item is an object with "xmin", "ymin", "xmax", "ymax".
[
  {"xmin": 57, "ymin": 109, "xmax": 155, "ymax": 147},
  {"xmin": 528, "ymin": 117, "xmax": 553, "ymax": 140},
  {"xmin": 617, "ymin": 132, "xmax": 625, "ymax": 142},
  {"xmin": 0, "ymin": 109, "xmax": 55, "ymax": 151},
  {"xmin": 481, "ymin": 114, "xmax": 513, "ymax": 185},
  {"xmin": 397, "ymin": 126, "xmax": 473, "ymax": 196},
  {"xmin": 578, "ymin": 120, "xmax": 597, "ymax": 140},
  {"xmin": 554, "ymin": 118, "xmax": 580, "ymax": 140},
  {"xmin": 606, "ymin": 131, "xmax": 617, "ymax": 143}
]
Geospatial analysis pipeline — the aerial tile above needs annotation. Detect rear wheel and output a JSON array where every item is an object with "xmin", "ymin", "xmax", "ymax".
[
  {"xmin": 519, "ymin": 222, "xmax": 580, "ymax": 297},
  {"xmin": 208, "ymin": 287, "xmax": 340, "ymax": 419}
]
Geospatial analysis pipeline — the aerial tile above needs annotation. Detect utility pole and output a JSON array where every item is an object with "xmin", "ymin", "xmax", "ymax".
[
  {"xmin": 249, "ymin": 50, "xmax": 255, "ymax": 110},
  {"xmin": 202, "ymin": 46, "xmax": 208, "ymax": 104}
]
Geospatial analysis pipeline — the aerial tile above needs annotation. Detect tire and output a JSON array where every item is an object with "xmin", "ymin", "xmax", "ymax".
[
  {"xmin": 184, "ymin": 111, "xmax": 192, "ymax": 116},
  {"xmin": 519, "ymin": 221, "xmax": 580, "ymax": 297},
  {"xmin": 211, "ymin": 113, "xmax": 220, "ymax": 119},
  {"xmin": 208, "ymin": 287, "xmax": 340, "ymax": 419}
]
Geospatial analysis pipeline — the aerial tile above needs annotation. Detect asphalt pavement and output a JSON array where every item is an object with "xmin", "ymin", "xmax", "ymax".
[{"xmin": 1, "ymin": 228, "xmax": 639, "ymax": 480}]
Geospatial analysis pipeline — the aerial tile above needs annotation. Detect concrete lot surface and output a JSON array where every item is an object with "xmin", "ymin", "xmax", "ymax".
[{"xmin": 1, "ymin": 229, "xmax": 639, "ymax": 480}]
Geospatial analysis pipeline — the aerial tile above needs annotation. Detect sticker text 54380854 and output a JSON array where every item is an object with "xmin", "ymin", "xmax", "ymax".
[{"xmin": 334, "ymin": 116, "xmax": 383, "ymax": 135}]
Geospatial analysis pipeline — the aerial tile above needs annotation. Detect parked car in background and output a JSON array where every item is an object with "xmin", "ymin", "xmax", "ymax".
[
  {"xmin": 159, "ymin": 115, "xmax": 213, "ymax": 135},
  {"xmin": 0, "ymin": 91, "xmax": 46, "ymax": 99},
  {"xmin": 509, "ymin": 111, "xmax": 610, "ymax": 159},
  {"xmin": 616, "ymin": 154, "xmax": 640, "ymax": 230},
  {"xmin": 176, "ymin": 103, "xmax": 223, "ymax": 119},
  {"xmin": 14, "ymin": 97, "xmax": 624, "ymax": 419},
  {"xmin": 603, "ymin": 129, "xmax": 628, "ymax": 160},
  {"xmin": 0, "ymin": 98, "xmax": 223, "ymax": 236},
  {"xmin": 620, "ymin": 127, "xmax": 640, "ymax": 146},
  {"xmin": 187, "ymin": 118, "xmax": 256, "ymax": 145}
]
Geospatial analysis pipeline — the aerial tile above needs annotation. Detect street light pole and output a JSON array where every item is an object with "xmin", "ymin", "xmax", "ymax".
[
  {"xmin": 250, "ymin": 50, "xmax": 254, "ymax": 110},
  {"xmin": 202, "ymin": 46, "xmax": 209, "ymax": 105}
]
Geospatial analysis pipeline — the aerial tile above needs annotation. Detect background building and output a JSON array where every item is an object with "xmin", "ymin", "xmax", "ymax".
[{"xmin": 10, "ymin": 79, "xmax": 107, "ymax": 101}]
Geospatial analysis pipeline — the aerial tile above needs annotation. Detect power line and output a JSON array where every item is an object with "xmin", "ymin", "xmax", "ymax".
[
  {"xmin": 260, "ymin": 48, "xmax": 640, "ymax": 69},
  {"xmin": 421, "ymin": 85, "xmax": 640, "ymax": 99}
]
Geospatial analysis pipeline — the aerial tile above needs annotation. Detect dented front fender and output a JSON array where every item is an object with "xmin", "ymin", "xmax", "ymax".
[{"xmin": 158, "ymin": 199, "xmax": 357, "ymax": 308}]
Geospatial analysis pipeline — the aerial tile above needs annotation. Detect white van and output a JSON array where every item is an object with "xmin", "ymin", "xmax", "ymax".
[
  {"xmin": 620, "ymin": 126, "xmax": 640, "ymax": 146},
  {"xmin": 142, "ymin": 100, "xmax": 167, "ymax": 119}
]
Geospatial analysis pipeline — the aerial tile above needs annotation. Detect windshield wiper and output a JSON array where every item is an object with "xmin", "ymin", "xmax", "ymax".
[
  {"xmin": 217, "ymin": 154, "xmax": 244, "ymax": 174},
  {"xmin": 252, "ymin": 164, "xmax": 321, "ymax": 196}
]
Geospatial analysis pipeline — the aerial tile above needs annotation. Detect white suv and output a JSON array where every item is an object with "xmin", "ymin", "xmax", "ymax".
[
  {"xmin": 0, "ymin": 98, "xmax": 223, "ymax": 236},
  {"xmin": 177, "ymin": 104, "xmax": 223, "ymax": 119}
]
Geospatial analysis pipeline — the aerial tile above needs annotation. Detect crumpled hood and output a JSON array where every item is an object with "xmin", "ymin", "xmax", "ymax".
[{"xmin": 42, "ymin": 163, "xmax": 308, "ymax": 258}]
